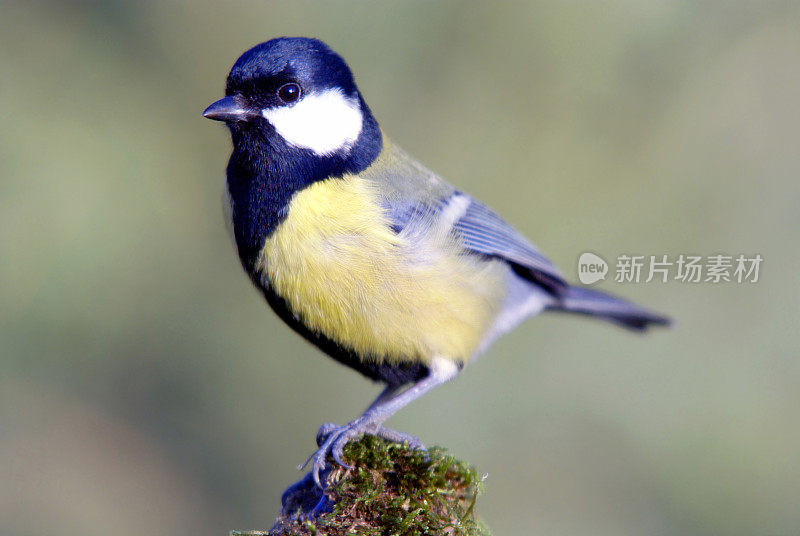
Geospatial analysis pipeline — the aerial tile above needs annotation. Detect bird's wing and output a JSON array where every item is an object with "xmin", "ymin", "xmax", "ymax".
[
  {"xmin": 365, "ymin": 140, "xmax": 568, "ymax": 296},
  {"xmin": 447, "ymin": 194, "xmax": 568, "ymax": 295}
]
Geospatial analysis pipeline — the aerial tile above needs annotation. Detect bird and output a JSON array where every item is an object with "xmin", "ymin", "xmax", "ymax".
[{"xmin": 203, "ymin": 37, "xmax": 669, "ymax": 487}]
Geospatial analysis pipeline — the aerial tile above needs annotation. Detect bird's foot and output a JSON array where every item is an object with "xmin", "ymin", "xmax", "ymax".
[
  {"xmin": 370, "ymin": 426, "xmax": 426, "ymax": 450},
  {"xmin": 302, "ymin": 420, "xmax": 425, "ymax": 487}
]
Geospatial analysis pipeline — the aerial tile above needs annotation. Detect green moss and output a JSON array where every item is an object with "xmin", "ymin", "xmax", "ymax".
[{"xmin": 239, "ymin": 435, "xmax": 490, "ymax": 536}]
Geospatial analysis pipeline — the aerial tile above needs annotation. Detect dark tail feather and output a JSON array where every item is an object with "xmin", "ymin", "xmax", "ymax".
[{"xmin": 546, "ymin": 286, "xmax": 671, "ymax": 331}]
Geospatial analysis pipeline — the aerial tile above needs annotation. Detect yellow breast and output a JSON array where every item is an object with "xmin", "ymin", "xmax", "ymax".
[{"xmin": 254, "ymin": 175, "xmax": 504, "ymax": 365}]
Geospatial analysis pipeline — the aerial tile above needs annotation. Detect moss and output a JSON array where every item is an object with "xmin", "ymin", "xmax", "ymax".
[{"xmin": 234, "ymin": 436, "xmax": 490, "ymax": 536}]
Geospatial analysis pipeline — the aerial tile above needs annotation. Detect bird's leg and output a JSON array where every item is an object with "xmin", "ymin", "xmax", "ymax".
[
  {"xmin": 303, "ymin": 357, "xmax": 459, "ymax": 487},
  {"xmin": 365, "ymin": 383, "xmax": 404, "ymax": 412},
  {"xmin": 365, "ymin": 385, "xmax": 426, "ymax": 448},
  {"xmin": 316, "ymin": 392, "xmax": 425, "ymax": 448},
  {"xmin": 314, "ymin": 384, "xmax": 402, "ymax": 446},
  {"xmin": 316, "ymin": 383, "xmax": 415, "ymax": 445}
]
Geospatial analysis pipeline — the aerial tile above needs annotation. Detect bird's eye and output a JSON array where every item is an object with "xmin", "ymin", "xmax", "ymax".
[{"xmin": 277, "ymin": 83, "xmax": 301, "ymax": 103}]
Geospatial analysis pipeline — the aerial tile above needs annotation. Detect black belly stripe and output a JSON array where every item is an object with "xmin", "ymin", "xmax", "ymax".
[{"xmin": 256, "ymin": 281, "xmax": 430, "ymax": 386}]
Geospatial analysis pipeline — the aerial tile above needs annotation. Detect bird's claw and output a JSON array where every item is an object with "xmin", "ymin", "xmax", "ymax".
[
  {"xmin": 302, "ymin": 420, "xmax": 427, "ymax": 487},
  {"xmin": 315, "ymin": 422, "xmax": 340, "ymax": 447},
  {"xmin": 374, "ymin": 427, "xmax": 426, "ymax": 450}
]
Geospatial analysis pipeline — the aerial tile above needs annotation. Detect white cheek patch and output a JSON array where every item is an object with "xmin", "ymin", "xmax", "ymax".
[{"xmin": 262, "ymin": 89, "xmax": 364, "ymax": 156}]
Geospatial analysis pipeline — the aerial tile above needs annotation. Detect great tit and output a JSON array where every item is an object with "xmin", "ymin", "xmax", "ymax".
[{"xmin": 203, "ymin": 37, "xmax": 669, "ymax": 486}]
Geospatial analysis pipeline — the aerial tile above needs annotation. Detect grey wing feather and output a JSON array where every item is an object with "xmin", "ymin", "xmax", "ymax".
[
  {"xmin": 450, "ymin": 197, "xmax": 568, "ymax": 296},
  {"xmin": 363, "ymin": 140, "xmax": 567, "ymax": 296},
  {"xmin": 364, "ymin": 140, "xmax": 669, "ymax": 330}
]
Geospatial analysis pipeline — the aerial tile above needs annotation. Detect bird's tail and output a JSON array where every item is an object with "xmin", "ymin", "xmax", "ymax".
[{"xmin": 546, "ymin": 286, "xmax": 671, "ymax": 331}]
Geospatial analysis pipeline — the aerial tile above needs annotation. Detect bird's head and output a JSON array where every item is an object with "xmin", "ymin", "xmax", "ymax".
[{"xmin": 203, "ymin": 37, "xmax": 380, "ymax": 164}]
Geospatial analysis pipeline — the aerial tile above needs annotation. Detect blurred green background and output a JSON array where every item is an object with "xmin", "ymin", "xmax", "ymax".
[{"xmin": 2, "ymin": 2, "xmax": 799, "ymax": 535}]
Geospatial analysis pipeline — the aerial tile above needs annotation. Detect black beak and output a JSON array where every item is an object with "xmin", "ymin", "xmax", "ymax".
[{"xmin": 202, "ymin": 96, "xmax": 259, "ymax": 122}]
